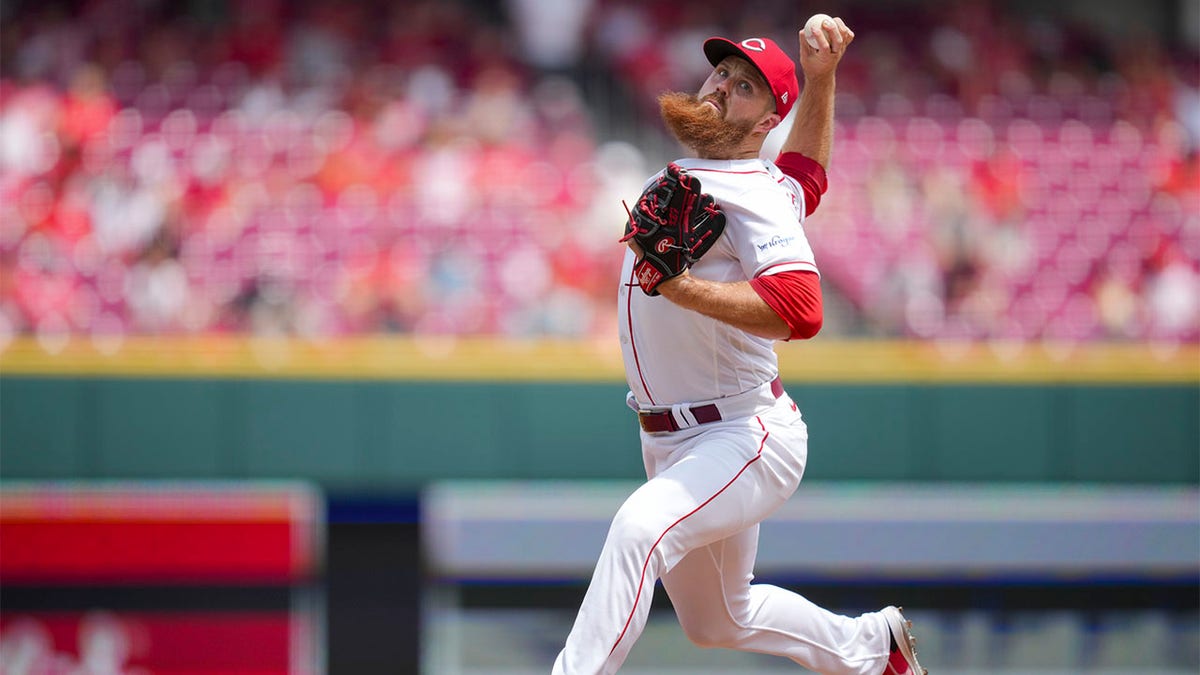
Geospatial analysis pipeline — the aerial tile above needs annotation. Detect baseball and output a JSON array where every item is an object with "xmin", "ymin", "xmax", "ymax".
[{"xmin": 804, "ymin": 13, "xmax": 834, "ymax": 50}]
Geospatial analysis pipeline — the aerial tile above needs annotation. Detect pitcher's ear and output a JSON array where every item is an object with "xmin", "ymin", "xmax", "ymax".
[{"xmin": 757, "ymin": 112, "xmax": 782, "ymax": 135}]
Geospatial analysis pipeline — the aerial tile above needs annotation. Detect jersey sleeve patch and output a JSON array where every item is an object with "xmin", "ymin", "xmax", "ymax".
[{"xmin": 775, "ymin": 152, "xmax": 827, "ymax": 217}]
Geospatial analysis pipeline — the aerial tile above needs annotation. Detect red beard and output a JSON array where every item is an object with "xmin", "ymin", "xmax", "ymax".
[{"xmin": 658, "ymin": 91, "xmax": 756, "ymax": 158}]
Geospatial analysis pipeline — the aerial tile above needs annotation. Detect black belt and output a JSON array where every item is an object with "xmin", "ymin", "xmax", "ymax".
[{"xmin": 637, "ymin": 377, "xmax": 784, "ymax": 433}]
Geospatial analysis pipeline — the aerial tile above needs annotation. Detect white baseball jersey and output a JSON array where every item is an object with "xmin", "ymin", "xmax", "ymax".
[{"xmin": 618, "ymin": 157, "xmax": 819, "ymax": 406}]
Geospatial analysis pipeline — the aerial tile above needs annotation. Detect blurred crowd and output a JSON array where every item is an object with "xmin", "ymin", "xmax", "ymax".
[{"xmin": 2, "ymin": 0, "xmax": 1197, "ymax": 346}]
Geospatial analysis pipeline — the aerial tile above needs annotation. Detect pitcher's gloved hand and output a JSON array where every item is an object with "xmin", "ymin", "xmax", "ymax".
[{"xmin": 621, "ymin": 163, "xmax": 726, "ymax": 296}]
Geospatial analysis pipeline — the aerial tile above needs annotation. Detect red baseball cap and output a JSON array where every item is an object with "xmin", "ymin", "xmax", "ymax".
[{"xmin": 703, "ymin": 36, "xmax": 799, "ymax": 119}]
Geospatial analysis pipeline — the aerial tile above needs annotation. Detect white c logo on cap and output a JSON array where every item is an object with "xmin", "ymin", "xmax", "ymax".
[{"xmin": 741, "ymin": 38, "xmax": 767, "ymax": 52}]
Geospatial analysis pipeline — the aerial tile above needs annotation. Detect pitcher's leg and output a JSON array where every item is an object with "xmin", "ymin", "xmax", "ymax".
[
  {"xmin": 663, "ymin": 526, "xmax": 892, "ymax": 675},
  {"xmin": 553, "ymin": 426, "xmax": 776, "ymax": 674},
  {"xmin": 552, "ymin": 491, "xmax": 665, "ymax": 675}
]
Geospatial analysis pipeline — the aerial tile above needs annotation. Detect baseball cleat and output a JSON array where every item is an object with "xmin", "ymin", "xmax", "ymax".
[{"xmin": 882, "ymin": 606, "xmax": 927, "ymax": 674}]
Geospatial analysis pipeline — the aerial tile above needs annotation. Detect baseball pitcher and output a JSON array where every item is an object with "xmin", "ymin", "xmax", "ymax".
[{"xmin": 552, "ymin": 16, "xmax": 927, "ymax": 675}]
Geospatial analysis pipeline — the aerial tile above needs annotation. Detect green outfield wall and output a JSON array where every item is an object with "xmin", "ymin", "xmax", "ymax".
[{"xmin": 2, "ymin": 338, "xmax": 1196, "ymax": 487}]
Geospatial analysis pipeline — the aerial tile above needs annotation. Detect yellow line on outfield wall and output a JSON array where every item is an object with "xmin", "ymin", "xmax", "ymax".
[{"xmin": 0, "ymin": 336, "xmax": 1196, "ymax": 384}]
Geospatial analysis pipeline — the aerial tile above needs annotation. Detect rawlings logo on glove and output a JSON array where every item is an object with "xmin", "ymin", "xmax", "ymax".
[{"xmin": 621, "ymin": 163, "xmax": 726, "ymax": 296}]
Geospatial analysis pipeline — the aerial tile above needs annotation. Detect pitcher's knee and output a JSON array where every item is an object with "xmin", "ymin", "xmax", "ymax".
[
  {"xmin": 678, "ymin": 615, "xmax": 744, "ymax": 650},
  {"xmin": 608, "ymin": 502, "xmax": 665, "ymax": 550}
]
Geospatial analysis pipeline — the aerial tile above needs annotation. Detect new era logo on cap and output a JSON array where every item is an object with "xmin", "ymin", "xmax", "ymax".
[{"xmin": 703, "ymin": 36, "xmax": 799, "ymax": 119}]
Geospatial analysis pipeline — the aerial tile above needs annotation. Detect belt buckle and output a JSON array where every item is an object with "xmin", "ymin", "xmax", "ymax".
[{"xmin": 637, "ymin": 409, "xmax": 676, "ymax": 433}]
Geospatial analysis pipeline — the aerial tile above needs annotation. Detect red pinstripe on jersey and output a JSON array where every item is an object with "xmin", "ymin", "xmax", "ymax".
[{"xmin": 624, "ymin": 264, "xmax": 655, "ymax": 405}]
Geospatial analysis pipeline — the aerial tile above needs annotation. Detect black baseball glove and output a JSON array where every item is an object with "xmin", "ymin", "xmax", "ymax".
[{"xmin": 621, "ymin": 163, "xmax": 726, "ymax": 296}]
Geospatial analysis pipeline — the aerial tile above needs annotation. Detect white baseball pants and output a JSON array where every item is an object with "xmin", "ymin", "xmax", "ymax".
[{"xmin": 552, "ymin": 394, "xmax": 893, "ymax": 675}]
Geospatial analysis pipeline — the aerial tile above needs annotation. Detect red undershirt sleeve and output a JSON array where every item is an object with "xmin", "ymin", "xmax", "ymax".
[
  {"xmin": 749, "ymin": 270, "xmax": 823, "ymax": 341},
  {"xmin": 775, "ymin": 152, "xmax": 828, "ymax": 217}
]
